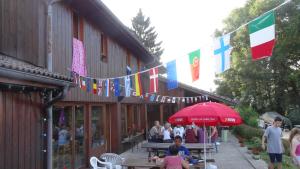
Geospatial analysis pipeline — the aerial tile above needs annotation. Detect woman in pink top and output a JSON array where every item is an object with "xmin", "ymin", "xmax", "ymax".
[
  {"xmin": 289, "ymin": 128, "xmax": 300, "ymax": 167},
  {"xmin": 161, "ymin": 145, "xmax": 189, "ymax": 169}
]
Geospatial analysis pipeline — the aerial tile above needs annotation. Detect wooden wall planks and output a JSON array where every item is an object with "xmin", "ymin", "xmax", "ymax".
[{"xmin": 0, "ymin": 91, "xmax": 43, "ymax": 169}]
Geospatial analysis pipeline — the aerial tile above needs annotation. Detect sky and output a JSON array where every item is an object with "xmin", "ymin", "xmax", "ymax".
[{"xmin": 102, "ymin": 0, "xmax": 247, "ymax": 92}]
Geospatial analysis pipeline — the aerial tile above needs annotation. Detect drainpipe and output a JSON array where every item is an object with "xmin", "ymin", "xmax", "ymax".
[
  {"xmin": 45, "ymin": 0, "xmax": 64, "ymax": 169},
  {"xmin": 47, "ymin": 0, "xmax": 63, "ymax": 72},
  {"xmin": 44, "ymin": 85, "xmax": 69, "ymax": 169}
]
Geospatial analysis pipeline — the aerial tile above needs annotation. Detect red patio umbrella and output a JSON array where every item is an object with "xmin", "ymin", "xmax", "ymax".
[
  {"xmin": 168, "ymin": 102, "xmax": 242, "ymax": 126},
  {"xmin": 168, "ymin": 102, "xmax": 242, "ymax": 169}
]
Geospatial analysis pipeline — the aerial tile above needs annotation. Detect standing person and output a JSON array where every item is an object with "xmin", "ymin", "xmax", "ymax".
[
  {"xmin": 149, "ymin": 121, "xmax": 162, "ymax": 142},
  {"xmin": 163, "ymin": 123, "xmax": 173, "ymax": 143},
  {"xmin": 185, "ymin": 125, "xmax": 198, "ymax": 143},
  {"xmin": 289, "ymin": 128, "xmax": 300, "ymax": 167},
  {"xmin": 173, "ymin": 124, "xmax": 185, "ymax": 138},
  {"xmin": 262, "ymin": 117, "xmax": 284, "ymax": 169},
  {"xmin": 161, "ymin": 145, "xmax": 190, "ymax": 169},
  {"xmin": 210, "ymin": 126, "xmax": 219, "ymax": 152},
  {"xmin": 197, "ymin": 127, "xmax": 207, "ymax": 143},
  {"xmin": 210, "ymin": 126, "xmax": 218, "ymax": 143}
]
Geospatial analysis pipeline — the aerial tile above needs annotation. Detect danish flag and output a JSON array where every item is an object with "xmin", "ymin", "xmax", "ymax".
[{"xmin": 149, "ymin": 68, "xmax": 159, "ymax": 93}]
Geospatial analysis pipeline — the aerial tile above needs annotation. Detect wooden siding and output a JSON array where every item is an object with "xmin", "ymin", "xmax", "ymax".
[
  {"xmin": 50, "ymin": 3, "xmax": 187, "ymax": 103},
  {"xmin": 0, "ymin": 0, "xmax": 45, "ymax": 67},
  {"xmin": 0, "ymin": 91, "xmax": 43, "ymax": 169}
]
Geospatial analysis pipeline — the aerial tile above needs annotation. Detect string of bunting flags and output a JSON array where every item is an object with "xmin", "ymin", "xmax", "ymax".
[
  {"xmin": 70, "ymin": 0, "xmax": 291, "ymax": 99},
  {"xmin": 73, "ymin": 71, "xmax": 209, "ymax": 103}
]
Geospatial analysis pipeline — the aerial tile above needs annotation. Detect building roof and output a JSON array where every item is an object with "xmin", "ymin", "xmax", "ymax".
[
  {"xmin": 0, "ymin": 53, "xmax": 73, "ymax": 86},
  {"xmin": 158, "ymin": 76, "xmax": 237, "ymax": 105},
  {"xmin": 67, "ymin": 0, "xmax": 158, "ymax": 64}
]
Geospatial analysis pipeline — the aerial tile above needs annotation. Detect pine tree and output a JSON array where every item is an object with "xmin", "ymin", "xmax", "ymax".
[{"xmin": 131, "ymin": 9, "xmax": 164, "ymax": 60}]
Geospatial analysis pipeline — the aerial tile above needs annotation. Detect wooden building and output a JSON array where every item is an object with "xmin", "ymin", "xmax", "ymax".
[{"xmin": 0, "ymin": 0, "xmax": 235, "ymax": 169}]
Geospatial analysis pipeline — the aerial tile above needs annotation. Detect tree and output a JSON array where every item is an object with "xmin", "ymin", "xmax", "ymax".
[
  {"xmin": 215, "ymin": 0, "xmax": 300, "ymax": 114},
  {"xmin": 131, "ymin": 9, "xmax": 164, "ymax": 60}
]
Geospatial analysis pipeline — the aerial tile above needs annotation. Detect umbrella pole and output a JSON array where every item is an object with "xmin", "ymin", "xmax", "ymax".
[{"xmin": 204, "ymin": 124, "xmax": 207, "ymax": 169}]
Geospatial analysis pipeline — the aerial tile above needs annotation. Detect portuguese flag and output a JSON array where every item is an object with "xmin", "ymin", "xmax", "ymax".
[
  {"xmin": 248, "ymin": 11, "xmax": 275, "ymax": 60},
  {"xmin": 188, "ymin": 49, "xmax": 200, "ymax": 82}
]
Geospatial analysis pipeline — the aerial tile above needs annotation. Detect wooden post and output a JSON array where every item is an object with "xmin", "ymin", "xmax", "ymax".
[{"xmin": 159, "ymin": 104, "xmax": 163, "ymax": 124}]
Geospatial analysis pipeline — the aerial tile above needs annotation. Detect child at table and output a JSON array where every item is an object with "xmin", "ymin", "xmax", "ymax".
[{"xmin": 161, "ymin": 145, "xmax": 190, "ymax": 169}]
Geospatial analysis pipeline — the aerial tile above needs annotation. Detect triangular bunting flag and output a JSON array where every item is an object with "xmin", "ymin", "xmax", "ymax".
[
  {"xmin": 161, "ymin": 96, "xmax": 166, "ymax": 103},
  {"xmin": 156, "ymin": 95, "xmax": 160, "ymax": 102},
  {"xmin": 172, "ymin": 97, "xmax": 176, "ymax": 103},
  {"xmin": 150, "ymin": 94, "xmax": 156, "ymax": 102}
]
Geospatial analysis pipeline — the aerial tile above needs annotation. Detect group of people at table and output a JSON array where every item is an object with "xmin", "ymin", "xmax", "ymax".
[
  {"xmin": 147, "ymin": 121, "xmax": 218, "ymax": 169},
  {"xmin": 148, "ymin": 121, "xmax": 218, "ymax": 144}
]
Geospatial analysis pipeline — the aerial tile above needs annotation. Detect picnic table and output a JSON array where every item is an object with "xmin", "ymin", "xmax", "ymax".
[
  {"xmin": 122, "ymin": 158, "xmax": 207, "ymax": 169},
  {"xmin": 141, "ymin": 142, "xmax": 215, "ymax": 158}
]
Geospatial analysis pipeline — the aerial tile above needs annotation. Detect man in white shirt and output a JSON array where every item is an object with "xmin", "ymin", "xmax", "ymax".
[{"xmin": 173, "ymin": 124, "xmax": 185, "ymax": 138}]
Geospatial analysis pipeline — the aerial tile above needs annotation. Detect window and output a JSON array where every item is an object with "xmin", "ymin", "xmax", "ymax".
[
  {"xmin": 73, "ymin": 12, "xmax": 84, "ymax": 41},
  {"xmin": 101, "ymin": 33, "xmax": 108, "ymax": 62},
  {"xmin": 121, "ymin": 104, "xmax": 127, "ymax": 139},
  {"xmin": 75, "ymin": 106, "xmax": 85, "ymax": 168},
  {"xmin": 52, "ymin": 106, "xmax": 72, "ymax": 169},
  {"xmin": 91, "ymin": 106, "xmax": 106, "ymax": 148}
]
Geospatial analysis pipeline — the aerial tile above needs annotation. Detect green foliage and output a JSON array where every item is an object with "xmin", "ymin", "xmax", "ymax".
[
  {"xmin": 215, "ymin": 0, "xmax": 300, "ymax": 114},
  {"xmin": 287, "ymin": 105, "xmax": 300, "ymax": 125},
  {"xmin": 130, "ymin": 9, "xmax": 164, "ymax": 60},
  {"xmin": 232, "ymin": 124, "xmax": 263, "ymax": 140},
  {"xmin": 236, "ymin": 106, "xmax": 259, "ymax": 127}
]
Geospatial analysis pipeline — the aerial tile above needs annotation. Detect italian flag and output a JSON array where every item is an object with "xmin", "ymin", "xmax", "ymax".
[
  {"xmin": 188, "ymin": 49, "xmax": 200, "ymax": 82},
  {"xmin": 248, "ymin": 11, "xmax": 275, "ymax": 60}
]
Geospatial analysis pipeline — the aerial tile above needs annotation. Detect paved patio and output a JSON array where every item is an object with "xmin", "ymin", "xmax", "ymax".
[{"xmin": 120, "ymin": 132, "xmax": 268, "ymax": 169}]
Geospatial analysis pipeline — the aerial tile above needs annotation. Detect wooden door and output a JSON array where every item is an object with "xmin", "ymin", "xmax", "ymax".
[{"xmin": 53, "ymin": 104, "xmax": 86, "ymax": 169}]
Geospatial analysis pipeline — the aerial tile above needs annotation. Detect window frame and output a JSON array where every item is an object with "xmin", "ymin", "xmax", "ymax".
[{"xmin": 100, "ymin": 32, "xmax": 108, "ymax": 62}]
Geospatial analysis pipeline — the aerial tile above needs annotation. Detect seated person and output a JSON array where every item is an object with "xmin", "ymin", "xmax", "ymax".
[
  {"xmin": 149, "ymin": 121, "xmax": 162, "ymax": 142},
  {"xmin": 173, "ymin": 124, "xmax": 185, "ymax": 139},
  {"xmin": 166, "ymin": 136, "xmax": 190, "ymax": 159},
  {"xmin": 162, "ymin": 123, "xmax": 173, "ymax": 143},
  {"xmin": 161, "ymin": 145, "xmax": 190, "ymax": 169}
]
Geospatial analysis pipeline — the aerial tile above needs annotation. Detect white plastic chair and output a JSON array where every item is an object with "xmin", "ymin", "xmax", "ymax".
[
  {"xmin": 90, "ymin": 156, "xmax": 113, "ymax": 169},
  {"xmin": 100, "ymin": 153, "xmax": 123, "ymax": 169}
]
